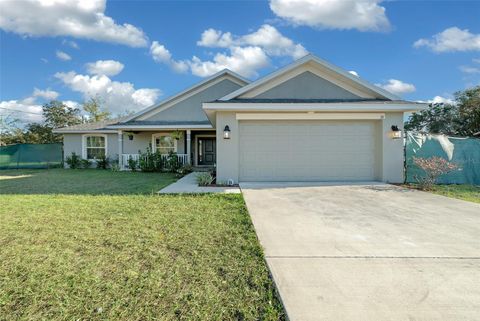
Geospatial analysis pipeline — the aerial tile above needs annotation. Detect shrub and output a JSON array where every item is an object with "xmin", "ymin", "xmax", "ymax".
[
  {"xmin": 127, "ymin": 156, "xmax": 138, "ymax": 171},
  {"xmin": 96, "ymin": 155, "xmax": 110, "ymax": 169},
  {"xmin": 110, "ymin": 162, "xmax": 120, "ymax": 172},
  {"xmin": 196, "ymin": 172, "xmax": 214, "ymax": 186},
  {"xmin": 176, "ymin": 164, "xmax": 193, "ymax": 176},
  {"xmin": 65, "ymin": 152, "xmax": 81, "ymax": 169},
  {"xmin": 413, "ymin": 156, "xmax": 459, "ymax": 190},
  {"xmin": 80, "ymin": 159, "xmax": 91, "ymax": 169},
  {"xmin": 138, "ymin": 147, "xmax": 163, "ymax": 172},
  {"xmin": 166, "ymin": 151, "xmax": 181, "ymax": 173}
]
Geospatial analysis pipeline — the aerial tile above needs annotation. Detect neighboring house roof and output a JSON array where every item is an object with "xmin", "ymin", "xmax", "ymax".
[
  {"xmin": 119, "ymin": 69, "xmax": 250, "ymax": 123},
  {"xmin": 53, "ymin": 116, "xmax": 129, "ymax": 133},
  {"xmin": 220, "ymin": 54, "xmax": 401, "ymax": 101}
]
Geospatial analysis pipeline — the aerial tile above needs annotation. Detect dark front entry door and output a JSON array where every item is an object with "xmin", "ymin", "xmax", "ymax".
[{"xmin": 198, "ymin": 138, "xmax": 216, "ymax": 165}]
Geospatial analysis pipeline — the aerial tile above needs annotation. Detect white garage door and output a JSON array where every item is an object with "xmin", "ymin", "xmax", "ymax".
[{"xmin": 239, "ymin": 120, "xmax": 378, "ymax": 182}]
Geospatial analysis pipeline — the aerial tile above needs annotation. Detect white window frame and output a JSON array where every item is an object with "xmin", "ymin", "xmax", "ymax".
[
  {"xmin": 82, "ymin": 134, "xmax": 108, "ymax": 160},
  {"xmin": 152, "ymin": 133, "xmax": 178, "ymax": 154}
]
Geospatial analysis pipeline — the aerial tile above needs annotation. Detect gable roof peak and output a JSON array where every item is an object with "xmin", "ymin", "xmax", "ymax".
[{"xmin": 219, "ymin": 53, "xmax": 401, "ymax": 101}]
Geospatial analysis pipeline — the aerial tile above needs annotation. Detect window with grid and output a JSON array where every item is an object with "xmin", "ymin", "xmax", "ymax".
[
  {"xmin": 155, "ymin": 135, "xmax": 175, "ymax": 154},
  {"xmin": 85, "ymin": 136, "xmax": 106, "ymax": 159}
]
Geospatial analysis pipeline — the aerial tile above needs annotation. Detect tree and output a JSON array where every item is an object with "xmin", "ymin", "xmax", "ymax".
[
  {"xmin": 43, "ymin": 100, "xmax": 82, "ymax": 129},
  {"xmin": 405, "ymin": 86, "xmax": 480, "ymax": 137},
  {"xmin": 455, "ymin": 86, "xmax": 480, "ymax": 136},
  {"xmin": 83, "ymin": 96, "xmax": 110, "ymax": 122}
]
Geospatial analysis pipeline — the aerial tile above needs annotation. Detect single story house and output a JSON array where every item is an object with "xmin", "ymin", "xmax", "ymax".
[{"xmin": 55, "ymin": 54, "xmax": 426, "ymax": 183}]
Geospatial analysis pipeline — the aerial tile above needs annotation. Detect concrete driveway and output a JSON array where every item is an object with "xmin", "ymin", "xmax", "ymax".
[{"xmin": 240, "ymin": 182, "xmax": 480, "ymax": 321}]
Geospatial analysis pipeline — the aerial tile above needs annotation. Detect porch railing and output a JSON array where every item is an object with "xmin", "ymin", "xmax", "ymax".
[{"xmin": 121, "ymin": 153, "xmax": 189, "ymax": 170}]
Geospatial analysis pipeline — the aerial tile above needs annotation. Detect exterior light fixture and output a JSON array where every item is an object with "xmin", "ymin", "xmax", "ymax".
[
  {"xmin": 391, "ymin": 125, "xmax": 402, "ymax": 139},
  {"xmin": 128, "ymin": 134, "xmax": 134, "ymax": 141},
  {"xmin": 223, "ymin": 125, "xmax": 231, "ymax": 139}
]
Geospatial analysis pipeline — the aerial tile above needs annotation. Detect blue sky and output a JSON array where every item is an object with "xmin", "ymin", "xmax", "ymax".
[{"xmin": 1, "ymin": 0, "xmax": 479, "ymax": 124}]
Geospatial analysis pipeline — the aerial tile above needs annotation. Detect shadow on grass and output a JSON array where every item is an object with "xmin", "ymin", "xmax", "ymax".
[{"xmin": 0, "ymin": 169, "xmax": 178, "ymax": 195}]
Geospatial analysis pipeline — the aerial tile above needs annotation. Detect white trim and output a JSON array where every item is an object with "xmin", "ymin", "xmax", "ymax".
[
  {"xmin": 106, "ymin": 124, "xmax": 213, "ymax": 130},
  {"xmin": 236, "ymin": 113, "xmax": 385, "ymax": 120},
  {"xmin": 152, "ymin": 133, "xmax": 178, "ymax": 153},
  {"xmin": 121, "ymin": 70, "xmax": 250, "ymax": 123},
  {"xmin": 204, "ymin": 102, "xmax": 426, "ymax": 111},
  {"xmin": 81, "ymin": 134, "xmax": 108, "ymax": 160},
  {"xmin": 195, "ymin": 134, "xmax": 216, "ymax": 166},
  {"xmin": 220, "ymin": 54, "xmax": 400, "ymax": 101}
]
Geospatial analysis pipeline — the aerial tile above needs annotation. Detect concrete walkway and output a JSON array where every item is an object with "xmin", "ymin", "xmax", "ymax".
[
  {"xmin": 241, "ymin": 182, "xmax": 480, "ymax": 321},
  {"xmin": 159, "ymin": 172, "xmax": 241, "ymax": 194}
]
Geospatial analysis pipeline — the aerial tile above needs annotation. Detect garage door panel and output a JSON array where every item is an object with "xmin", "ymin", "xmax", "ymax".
[{"xmin": 239, "ymin": 120, "xmax": 378, "ymax": 182}]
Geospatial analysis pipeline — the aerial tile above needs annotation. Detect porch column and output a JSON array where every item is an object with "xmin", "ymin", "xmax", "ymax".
[
  {"xmin": 186, "ymin": 129, "xmax": 191, "ymax": 164},
  {"xmin": 118, "ymin": 130, "xmax": 123, "ymax": 169}
]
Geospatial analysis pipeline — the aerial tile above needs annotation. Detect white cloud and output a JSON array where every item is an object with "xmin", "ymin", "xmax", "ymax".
[
  {"xmin": 189, "ymin": 46, "xmax": 270, "ymax": 78},
  {"xmin": 349, "ymin": 70, "xmax": 359, "ymax": 77},
  {"xmin": 54, "ymin": 71, "xmax": 161, "ymax": 114},
  {"xmin": 0, "ymin": 100, "xmax": 43, "ymax": 123},
  {"xmin": 150, "ymin": 41, "xmax": 189, "ymax": 73},
  {"xmin": 269, "ymin": 0, "xmax": 390, "ymax": 32},
  {"xmin": 197, "ymin": 24, "xmax": 308, "ymax": 59},
  {"xmin": 151, "ymin": 24, "xmax": 306, "ymax": 78},
  {"xmin": 375, "ymin": 79, "xmax": 416, "ymax": 95},
  {"xmin": 32, "ymin": 88, "xmax": 59, "ymax": 100},
  {"xmin": 414, "ymin": 27, "xmax": 480, "ymax": 53},
  {"xmin": 41, "ymin": 58, "xmax": 48, "ymax": 63},
  {"xmin": 0, "ymin": 0, "xmax": 148, "ymax": 47},
  {"xmin": 429, "ymin": 96, "xmax": 455, "ymax": 105},
  {"xmin": 56, "ymin": 50, "xmax": 71, "ymax": 61},
  {"xmin": 459, "ymin": 65, "xmax": 480, "ymax": 74},
  {"xmin": 86, "ymin": 60, "xmax": 125, "ymax": 76},
  {"xmin": 474, "ymin": 58, "xmax": 480, "ymax": 64},
  {"xmin": 63, "ymin": 39, "xmax": 79, "ymax": 49}
]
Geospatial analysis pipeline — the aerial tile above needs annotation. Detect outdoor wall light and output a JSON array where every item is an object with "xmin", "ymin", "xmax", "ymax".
[
  {"xmin": 128, "ymin": 134, "xmax": 134, "ymax": 141},
  {"xmin": 223, "ymin": 125, "xmax": 231, "ymax": 139},
  {"xmin": 391, "ymin": 125, "xmax": 402, "ymax": 139}
]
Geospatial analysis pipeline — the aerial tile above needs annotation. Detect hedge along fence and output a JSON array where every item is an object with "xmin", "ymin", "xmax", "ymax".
[
  {"xmin": 0, "ymin": 143, "xmax": 63, "ymax": 169},
  {"xmin": 406, "ymin": 132, "xmax": 480, "ymax": 185}
]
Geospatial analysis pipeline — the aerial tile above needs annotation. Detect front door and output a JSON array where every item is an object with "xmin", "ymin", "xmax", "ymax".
[{"xmin": 198, "ymin": 137, "xmax": 216, "ymax": 166}]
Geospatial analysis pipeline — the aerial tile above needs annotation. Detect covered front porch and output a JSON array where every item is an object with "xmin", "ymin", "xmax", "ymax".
[{"xmin": 116, "ymin": 129, "xmax": 216, "ymax": 170}]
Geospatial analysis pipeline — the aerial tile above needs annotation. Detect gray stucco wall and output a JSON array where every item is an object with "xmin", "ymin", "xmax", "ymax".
[
  {"xmin": 142, "ymin": 79, "xmax": 243, "ymax": 122},
  {"xmin": 63, "ymin": 133, "xmax": 119, "ymax": 164},
  {"xmin": 254, "ymin": 71, "xmax": 360, "ymax": 100},
  {"xmin": 215, "ymin": 111, "xmax": 405, "ymax": 184}
]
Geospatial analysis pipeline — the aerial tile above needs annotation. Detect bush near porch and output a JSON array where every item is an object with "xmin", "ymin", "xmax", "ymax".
[{"xmin": 0, "ymin": 169, "xmax": 285, "ymax": 320}]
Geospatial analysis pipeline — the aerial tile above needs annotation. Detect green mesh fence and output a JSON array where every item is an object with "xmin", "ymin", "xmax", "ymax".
[
  {"xmin": 406, "ymin": 132, "xmax": 480, "ymax": 185},
  {"xmin": 0, "ymin": 143, "xmax": 63, "ymax": 169}
]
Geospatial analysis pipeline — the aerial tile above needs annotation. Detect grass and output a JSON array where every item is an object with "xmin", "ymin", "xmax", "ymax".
[
  {"xmin": 0, "ymin": 169, "xmax": 284, "ymax": 320},
  {"xmin": 428, "ymin": 184, "xmax": 480, "ymax": 204},
  {"xmin": 0, "ymin": 169, "xmax": 177, "ymax": 195}
]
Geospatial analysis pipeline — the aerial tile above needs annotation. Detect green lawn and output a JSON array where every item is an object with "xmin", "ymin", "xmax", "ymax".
[
  {"xmin": 0, "ymin": 169, "xmax": 284, "ymax": 320},
  {"xmin": 428, "ymin": 184, "xmax": 480, "ymax": 204}
]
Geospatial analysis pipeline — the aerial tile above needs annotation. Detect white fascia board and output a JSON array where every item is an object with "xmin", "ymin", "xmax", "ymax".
[
  {"xmin": 236, "ymin": 113, "xmax": 386, "ymax": 120},
  {"xmin": 219, "ymin": 54, "xmax": 401, "ymax": 101},
  {"xmin": 52, "ymin": 130, "xmax": 117, "ymax": 134},
  {"xmin": 203, "ymin": 102, "xmax": 428, "ymax": 112},
  {"xmin": 120, "ymin": 70, "xmax": 250, "ymax": 123},
  {"xmin": 105, "ymin": 124, "xmax": 213, "ymax": 130}
]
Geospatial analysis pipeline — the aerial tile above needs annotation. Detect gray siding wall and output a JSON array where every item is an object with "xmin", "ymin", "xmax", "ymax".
[
  {"xmin": 142, "ymin": 79, "xmax": 243, "ymax": 122},
  {"xmin": 254, "ymin": 71, "xmax": 360, "ymax": 100}
]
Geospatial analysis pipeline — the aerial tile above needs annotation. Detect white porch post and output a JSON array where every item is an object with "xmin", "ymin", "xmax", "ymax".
[
  {"xmin": 186, "ymin": 129, "xmax": 191, "ymax": 164},
  {"xmin": 118, "ymin": 130, "xmax": 123, "ymax": 169}
]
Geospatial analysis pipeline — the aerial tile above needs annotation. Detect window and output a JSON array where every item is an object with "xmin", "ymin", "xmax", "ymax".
[
  {"xmin": 84, "ymin": 135, "xmax": 106, "ymax": 159},
  {"xmin": 153, "ymin": 134, "xmax": 176, "ymax": 154}
]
